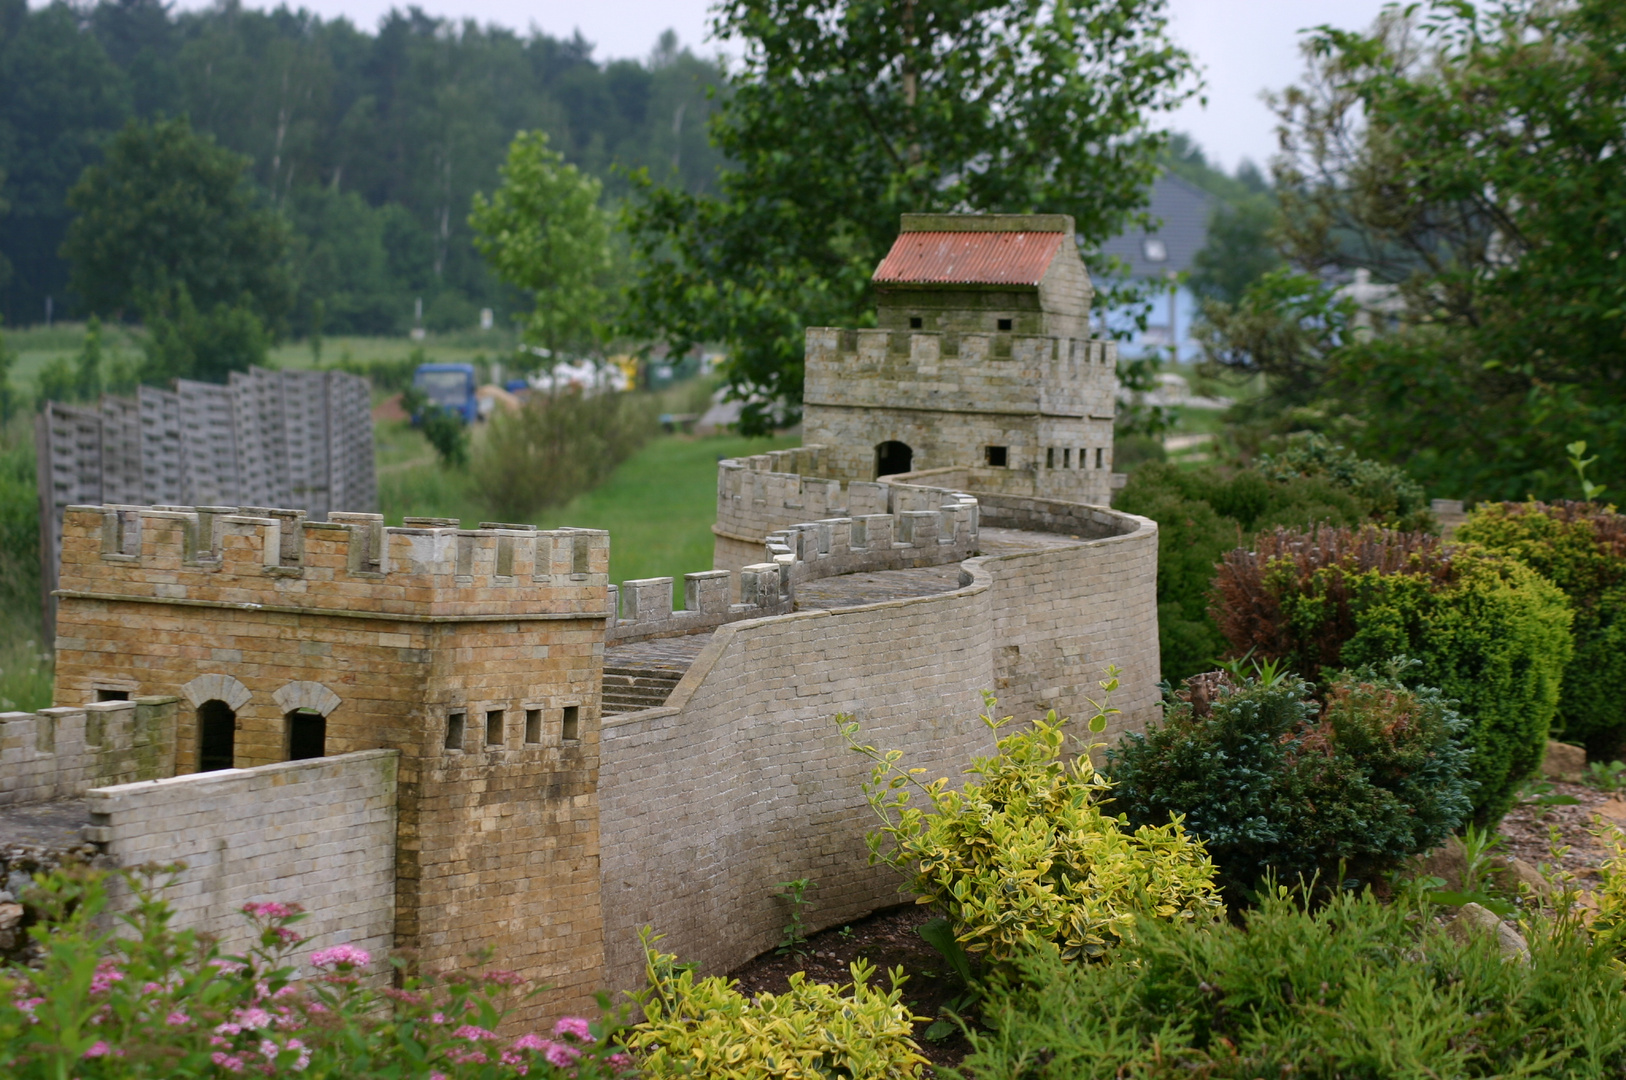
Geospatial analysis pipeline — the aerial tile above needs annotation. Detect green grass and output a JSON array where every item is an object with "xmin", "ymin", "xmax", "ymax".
[{"xmin": 380, "ymin": 427, "xmax": 799, "ymax": 599}]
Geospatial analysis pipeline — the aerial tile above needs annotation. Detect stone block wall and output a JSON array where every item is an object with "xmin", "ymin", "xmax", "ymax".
[
  {"xmin": 87, "ymin": 750, "xmax": 398, "ymax": 970},
  {"xmin": 1, "ymin": 697, "xmax": 176, "ymax": 806}
]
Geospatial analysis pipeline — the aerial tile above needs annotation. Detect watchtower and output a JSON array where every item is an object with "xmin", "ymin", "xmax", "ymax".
[
  {"xmin": 50, "ymin": 505, "xmax": 610, "ymax": 1022},
  {"xmin": 802, "ymin": 213, "xmax": 1118, "ymax": 503}
]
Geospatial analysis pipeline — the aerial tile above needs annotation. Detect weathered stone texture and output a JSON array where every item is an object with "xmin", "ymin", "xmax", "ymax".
[{"xmin": 1, "ymin": 697, "xmax": 176, "ymax": 806}]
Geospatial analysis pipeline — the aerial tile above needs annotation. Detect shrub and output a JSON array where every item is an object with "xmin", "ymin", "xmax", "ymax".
[
  {"xmin": 1254, "ymin": 431, "xmax": 1434, "ymax": 532},
  {"xmin": 1108, "ymin": 666, "xmax": 1474, "ymax": 898},
  {"xmin": 840, "ymin": 689, "xmax": 1224, "ymax": 967},
  {"xmin": 1455, "ymin": 500, "xmax": 1626, "ymax": 756},
  {"xmin": 954, "ymin": 883, "xmax": 1626, "ymax": 1079},
  {"xmin": 0, "ymin": 866, "xmax": 632, "ymax": 1078},
  {"xmin": 1213, "ymin": 526, "xmax": 1573, "ymax": 825},
  {"xmin": 626, "ymin": 929, "xmax": 927, "ymax": 1078},
  {"xmin": 469, "ymin": 389, "xmax": 657, "ymax": 522},
  {"xmin": 1115, "ymin": 440, "xmax": 1427, "ymax": 682}
]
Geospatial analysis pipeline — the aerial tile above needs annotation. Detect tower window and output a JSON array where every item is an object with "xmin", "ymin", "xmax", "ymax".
[
  {"xmin": 997, "ymin": 318, "xmax": 1013, "ymax": 331},
  {"xmin": 287, "ymin": 709, "xmax": 326, "ymax": 761},
  {"xmin": 197, "ymin": 700, "xmax": 236, "ymax": 772},
  {"xmin": 1046, "ymin": 447, "xmax": 1055, "ymax": 469},
  {"xmin": 562, "ymin": 705, "xmax": 580, "ymax": 743},
  {"xmin": 1063, "ymin": 448, "xmax": 1072, "ymax": 468},
  {"xmin": 524, "ymin": 708, "xmax": 542, "ymax": 744},
  {"xmin": 909, "ymin": 316, "xmax": 923, "ymax": 329},
  {"xmin": 1096, "ymin": 447, "xmax": 1105, "ymax": 469},
  {"xmin": 96, "ymin": 688, "xmax": 129, "ymax": 702},
  {"xmin": 485, "ymin": 709, "xmax": 505, "ymax": 747},
  {"xmin": 445, "ymin": 711, "xmax": 466, "ymax": 751},
  {"xmin": 985, "ymin": 446, "xmax": 1008, "ymax": 468}
]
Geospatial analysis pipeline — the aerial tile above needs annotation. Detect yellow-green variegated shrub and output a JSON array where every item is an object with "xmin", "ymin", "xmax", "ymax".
[
  {"xmin": 625, "ymin": 930, "xmax": 927, "ymax": 1079},
  {"xmin": 841, "ymin": 689, "xmax": 1224, "ymax": 966}
]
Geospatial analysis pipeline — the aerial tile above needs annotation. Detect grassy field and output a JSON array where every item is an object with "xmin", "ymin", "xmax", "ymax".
[{"xmin": 380, "ymin": 424, "xmax": 799, "ymax": 596}]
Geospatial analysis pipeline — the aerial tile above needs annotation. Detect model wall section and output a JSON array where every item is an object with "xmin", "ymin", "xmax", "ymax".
[
  {"xmin": 86, "ymin": 750, "xmax": 398, "ymax": 970},
  {"xmin": 597, "ymin": 578, "xmax": 1000, "ymax": 991},
  {"xmin": 0, "ymin": 698, "xmax": 177, "ymax": 806}
]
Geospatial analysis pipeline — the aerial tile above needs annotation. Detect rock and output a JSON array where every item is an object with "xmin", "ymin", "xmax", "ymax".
[
  {"xmin": 1599, "ymin": 798, "xmax": 1626, "ymax": 822},
  {"xmin": 1448, "ymin": 902, "xmax": 1529, "ymax": 961},
  {"xmin": 1412, "ymin": 835, "xmax": 1468, "ymax": 891},
  {"xmin": 1542, "ymin": 740, "xmax": 1587, "ymax": 783},
  {"xmin": 0, "ymin": 902, "xmax": 23, "ymax": 951},
  {"xmin": 1491, "ymin": 857, "xmax": 1553, "ymax": 899}
]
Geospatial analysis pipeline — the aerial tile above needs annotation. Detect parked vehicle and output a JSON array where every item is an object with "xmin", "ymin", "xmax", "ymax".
[{"xmin": 411, "ymin": 363, "xmax": 478, "ymax": 424}]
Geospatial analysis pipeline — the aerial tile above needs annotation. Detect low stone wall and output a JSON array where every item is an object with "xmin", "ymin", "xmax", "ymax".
[
  {"xmin": 86, "ymin": 749, "xmax": 399, "ymax": 967},
  {"xmin": 598, "ymin": 502, "xmax": 1158, "ymax": 991},
  {"xmin": 0, "ymin": 698, "xmax": 177, "ymax": 807}
]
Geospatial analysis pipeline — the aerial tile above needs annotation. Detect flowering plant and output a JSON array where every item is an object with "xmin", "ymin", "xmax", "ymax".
[{"xmin": 0, "ymin": 865, "xmax": 634, "ymax": 1078}]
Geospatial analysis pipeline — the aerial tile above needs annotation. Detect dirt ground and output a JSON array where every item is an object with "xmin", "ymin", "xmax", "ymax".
[{"xmin": 1495, "ymin": 778, "xmax": 1626, "ymax": 884}]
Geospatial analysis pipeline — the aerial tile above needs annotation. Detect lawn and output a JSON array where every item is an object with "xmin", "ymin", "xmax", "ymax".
[{"xmin": 379, "ymin": 426, "xmax": 799, "ymax": 599}]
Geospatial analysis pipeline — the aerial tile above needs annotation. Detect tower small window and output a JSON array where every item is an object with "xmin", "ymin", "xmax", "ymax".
[
  {"xmin": 96, "ymin": 688, "xmax": 130, "ymax": 702},
  {"xmin": 997, "ymin": 318, "xmax": 1013, "ymax": 331},
  {"xmin": 445, "ymin": 711, "xmax": 466, "ymax": 751},
  {"xmin": 562, "ymin": 705, "xmax": 580, "ymax": 743},
  {"xmin": 485, "ymin": 709, "xmax": 505, "ymax": 747},
  {"xmin": 985, "ymin": 446, "xmax": 1008, "ymax": 468},
  {"xmin": 908, "ymin": 316, "xmax": 923, "ymax": 329},
  {"xmin": 1046, "ymin": 447, "xmax": 1055, "ymax": 469},
  {"xmin": 524, "ymin": 708, "xmax": 542, "ymax": 744},
  {"xmin": 1096, "ymin": 447, "xmax": 1105, "ymax": 469},
  {"xmin": 287, "ymin": 709, "xmax": 326, "ymax": 761}
]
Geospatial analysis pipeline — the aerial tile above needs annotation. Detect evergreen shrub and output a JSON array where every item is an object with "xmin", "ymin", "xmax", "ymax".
[
  {"xmin": 1212, "ymin": 526, "xmax": 1573, "ymax": 825},
  {"xmin": 1455, "ymin": 500, "xmax": 1626, "ymax": 756},
  {"xmin": 955, "ymin": 883, "xmax": 1626, "ymax": 1079},
  {"xmin": 841, "ymin": 693, "xmax": 1224, "ymax": 967},
  {"xmin": 1108, "ymin": 666, "xmax": 1473, "ymax": 897},
  {"xmin": 1115, "ymin": 434, "xmax": 1436, "ymax": 682}
]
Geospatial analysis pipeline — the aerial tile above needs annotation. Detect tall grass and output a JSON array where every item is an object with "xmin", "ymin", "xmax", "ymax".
[{"xmin": 0, "ymin": 416, "xmax": 51, "ymax": 710}]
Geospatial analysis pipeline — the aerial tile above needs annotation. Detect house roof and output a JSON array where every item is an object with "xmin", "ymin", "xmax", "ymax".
[
  {"xmin": 873, "ymin": 230, "xmax": 1066, "ymax": 287},
  {"xmin": 1094, "ymin": 173, "xmax": 1214, "ymax": 278}
]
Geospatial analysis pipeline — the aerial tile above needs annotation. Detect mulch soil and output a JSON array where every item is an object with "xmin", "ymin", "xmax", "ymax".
[{"xmin": 728, "ymin": 903, "xmax": 975, "ymax": 1075}]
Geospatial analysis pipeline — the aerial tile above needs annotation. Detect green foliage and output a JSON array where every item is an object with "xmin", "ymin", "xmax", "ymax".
[
  {"xmin": 138, "ymin": 287, "xmax": 269, "ymax": 385},
  {"xmin": 953, "ymin": 884, "xmax": 1626, "ymax": 1079},
  {"xmin": 623, "ymin": 0, "xmax": 1197, "ymax": 432},
  {"xmin": 1255, "ymin": 432, "xmax": 1434, "ymax": 532},
  {"xmin": 774, "ymin": 878, "xmax": 815, "ymax": 958},
  {"xmin": 1189, "ymin": 192, "xmax": 1283, "ymax": 305},
  {"xmin": 840, "ymin": 684, "xmax": 1224, "ymax": 968},
  {"xmin": 1585, "ymin": 760, "xmax": 1626, "ymax": 794},
  {"xmin": 1213, "ymin": 527, "xmax": 1574, "ymax": 825},
  {"xmin": 1114, "ymin": 451, "xmax": 1399, "ymax": 682},
  {"xmin": 471, "ymin": 131, "xmax": 614, "ymax": 355},
  {"xmin": 0, "ymin": 866, "xmax": 633, "ymax": 1078},
  {"xmin": 1569, "ymin": 441, "xmax": 1610, "ymax": 501},
  {"xmin": 469, "ymin": 390, "xmax": 657, "ymax": 522},
  {"xmin": 627, "ymin": 928, "xmax": 927, "ymax": 1079},
  {"xmin": 0, "ymin": 318, "xmax": 18, "ymax": 424},
  {"xmin": 63, "ymin": 116, "xmax": 293, "ymax": 332},
  {"xmin": 1456, "ymin": 500, "xmax": 1626, "ymax": 754},
  {"xmin": 1195, "ymin": 268, "xmax": 1356, "ymax": 416},
  {"xmin": 1594, "ymin": 826, "xmax": 1626, "ymax": 967},
  {"xmin": 1108, "ymin": 666, "xmax": 1474, "ymax": 898}
]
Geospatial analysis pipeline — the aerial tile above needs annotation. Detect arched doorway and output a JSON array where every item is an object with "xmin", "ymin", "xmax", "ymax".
[
  {"xmin": 875, "ymin": 440, "xmax": 913, "ymax": 477},
  {"xmin": 286, "ymin": 709, "xmax": 326, "ymax": 761},
  {"xmin": 196, "ymin": 699, "xmax": 236, "ymax": 772}
]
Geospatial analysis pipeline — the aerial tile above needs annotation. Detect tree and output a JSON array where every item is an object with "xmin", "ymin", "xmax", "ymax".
[
  {"xmin": 62, "ymin": 115, "xmax": 293, "ymax": 332},
  {"xmin": 139, "ymin": 285, "xmax": 269, "ymax": 384},
  {"xmin": 624, "ymin": 0, "xmax": 1197, "ymax": 433},
  {"xmin": 470, "ymin": 130, "xmax": 613, "ymax": 356},
  {"xmin": 1239, "ymin": 0, "xmax": 1626, "ymax": 500}
]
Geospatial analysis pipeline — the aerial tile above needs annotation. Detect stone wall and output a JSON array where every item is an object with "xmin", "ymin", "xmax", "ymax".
[
  {"xmin": 0, "ymin": 698, "xmax": 176, "ymax": 806},
  {"xmin": 87, "ymin": 750, "xmax": 398, "ymax": 970},
  {"xmin": 598, "ymin": 502, "xmax": 1158, "ymax": 990}
]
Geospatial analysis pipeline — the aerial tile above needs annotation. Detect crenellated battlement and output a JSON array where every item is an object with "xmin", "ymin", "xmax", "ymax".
[
  {"xmin": 56, "ymin": 505, "xmax": 609, "ymax": 621},
  {"xmin": 1, "ymin": 697, "xmax": 178, "ymax": 807}
]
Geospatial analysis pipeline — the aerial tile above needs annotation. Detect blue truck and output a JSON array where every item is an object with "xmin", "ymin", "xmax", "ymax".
[{"xmin": 411, "ymin": 362, "xmax": 478, "ymax": 425}]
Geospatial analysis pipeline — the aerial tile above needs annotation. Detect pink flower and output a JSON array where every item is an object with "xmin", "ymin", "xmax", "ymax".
[
  {"xmin": 142, "ymin": 981, "xmax": 164, "ymax": 994},
  {"xmin": 445, "ymin": 1047, "xmax": 489, "ymax": 1065},
  {"xmin": 165, "ymin": 1010, "xmax": 191, "ymax": 1027},
  {"xmin": 82, "ymin": 1040, "xmax": 113, "ymax": 1058},
  {"xmin": 234, "ymin": 1007, "xmax": 273, "ymax": 1030},
  {"xmin": 431, "ymin": 1073, "xmax": 450, "ymax": 1080},
  {"xmin": 454, "ymin": 1024, "xmax": 497, "ymax": 1041},
  {"xmin": 309, "ymin": 944, "xmax": 370, "ymax": 969},
  {"xmin": 610, "ymin": 1051, "xmax": 634, "ymax": 1071},
  {"xmin": 544, "ymin": 1041, "xmax": 581, "ymax": 1067},
  {"xmin": 485, "ymin": 969, "xmax": 525, "ymax": 986},
  {"xmin": 212, "ymin": 1051, "xmax": 247, "ymax": 1073},
  {"xmin": 215, "ymin": 1022, "xmax": 243, "ymax": 1036},
  {"xmin": 90, "ymin": 964, "xmax": 125, "ymax": 995},
  {"xmin": 273, "ymin": 926, "xmax": 304, "ymax": 944},
  {"xmin": 429, "ymin": 1012, "xmax": 448, "ymax": 1025},
  {"xmin": 501, "ymin": 1049, "xmax": 530, "ymax": 1074},
  {"xmin": 511, "ymin": 1033, "xmax": 548, "ymax": 1051},
  {"xmin": 242, "ymin": 901, "xmax": 297, "ymax": 919},
  {"xmin": 553, "ymin": 1016, "xmax": 592, "ymax": 1041},
  {"xmin": 15, "ymin": 996, "xmax": 42, "ymax": 1023},
  {"xmin": 210, "ymin": 959, "xmax": 248, "ymax": 975}
]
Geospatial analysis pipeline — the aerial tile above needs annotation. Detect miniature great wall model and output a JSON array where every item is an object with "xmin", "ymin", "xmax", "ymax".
[{"xmin": 0, "ymin": 214, "xmax": 1158, "ymax": 1027}]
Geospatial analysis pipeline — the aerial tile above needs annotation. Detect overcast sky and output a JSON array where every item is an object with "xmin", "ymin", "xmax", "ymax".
[{"xmin": 147, "ymin": 0, "xmax": 1396, "ymax": 174}]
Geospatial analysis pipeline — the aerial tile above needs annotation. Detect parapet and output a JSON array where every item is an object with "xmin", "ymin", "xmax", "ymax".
[
  {"xmin": 1, "ymin": 697, "xmax": 177, "ymax": 807},
  {"xmin": 55, "ymin": 505, "xmax": 609, "ymax": 622}
]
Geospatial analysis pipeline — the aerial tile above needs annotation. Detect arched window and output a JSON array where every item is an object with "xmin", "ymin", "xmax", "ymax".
[
  {"xmin": 875, "ymin": 440, "xmax": 913, "ymax": 478},
  {"xmin": 197, "ymin": 699, "xmax": 236, "ymax": 772},
  {"xmin": 286, "ymin": 709, "xmax": 327, "ymax": 761}
]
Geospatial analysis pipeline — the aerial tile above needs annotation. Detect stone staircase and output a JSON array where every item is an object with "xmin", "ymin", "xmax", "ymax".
[{"xmin": 600, "ymin": 633, "xmax": 715, "ymax": 716}]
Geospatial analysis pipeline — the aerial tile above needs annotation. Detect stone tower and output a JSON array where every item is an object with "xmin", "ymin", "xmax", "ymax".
[
  {"xmin": 802, "ymin": 213, "xmax": 1118, "ymax": 504},
  {"xmin": 49, "ymin": 505, "xmax": 609, "ymax": 1023}
]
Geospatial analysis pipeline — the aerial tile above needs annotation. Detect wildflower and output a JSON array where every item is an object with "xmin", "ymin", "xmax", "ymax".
[
  {"xmin": 610, "ymin": 1051, "xmax": 634, "ymax": 1071},
  {"xmin": 242, "ymin": 901, "xmax": 299, "ymax": 919},
  {"xmin": 485, "ymin": 969, "xmax": 525, "ymax": 986},
  {"xmin": 165, "ymin": 1010, "xmax": 191, "ymax": 1027},
  {"xmin": 553, "ymin": 1016, "xmax": 592, "ymax": 1041},
  {"xmin": 212, "ymin": 1051, "xmax": 247, "ymax": 1073},
  {"xmin": 454, "ymin": 1024, "xmax": 497, "ymax": 1041},
  {"xmin": 309, "ymin": 944, "xmax": 370, "ymax": 969},
  {"xmin": 142, "ymin": 981, "xmax": 164, "ymax": 995},
  {"xmin": 445, "ymin": 1047, "xmax": 489, "ymax": 1065},
  {"xmin": 15, "ymin": 996, "xmax": 43, "ymax": 1023},
  {"xmin": 511, "ymin": 1033, "xmax": 548, "ymax": 1051},
  {"xmin": 544, "ymin": 1041, "xmax": 581, "ymax": 1067},
  {"xmin": 501, "ymin": 1049, "xmax": 530, "ymax": 1074},
  {"xmin": 429, "ymin": 1012, "xmax": 448, "ymax": 1025},
  {"xmin": 90, "ymin": 964, "xmax": 124, "ymax": 995},
  {"xmin": 83, "ymin": 1040, "xmax": 113, "ymax": 1058},
  {"xmin": 216, "ymin": 1022, "xmax": 243, "ymax": 1037},
  {"xmin": 234, "ymin": 1006, "xmax": 274, "ymax": 1030},
  {"xmin": 210, "ymin": 959, "xmax": 249, "ymax": 975},
  {"xmin": 274, "ymin": 926, "xmax": 304, "ymax": 944},
  {"xmin": 287, "ymin": 1038, "xmax": 311, "ymax": 1071}
]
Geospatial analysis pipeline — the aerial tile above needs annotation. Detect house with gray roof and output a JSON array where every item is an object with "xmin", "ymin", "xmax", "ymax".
[{"xmin": 1091, "ymin": 173, "xmax": 1214, "ymax": 361}]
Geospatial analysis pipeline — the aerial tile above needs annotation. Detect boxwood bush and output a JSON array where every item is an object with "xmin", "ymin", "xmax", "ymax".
[
  {"xmin": 1115, "ymin": 434, "xmax": 1435, "ymax": 682},
  {"xmin": 1455, "ymin": 500, "xmax": 1626, "ymax": 757},
  {"xmin": 1107, "ymin": 666, "xmax": 1473, "ymax": 898},
  {"xmin": 1212, "ymin": 526, "xmax": 1572, "ymax": 825}
]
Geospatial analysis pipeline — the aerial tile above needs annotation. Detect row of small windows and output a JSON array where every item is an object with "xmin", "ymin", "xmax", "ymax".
[
  {"xmin": 1046, "ymin": 447, "xmax": 1106, "ymax": 469},
  {"xmin": 195, "ymin": 701, "xmax": 324, "ymax": 773},
  {"xmin": 444, "ymin": 705, "xmax": 580, "ymax": 753},
  {"xmin": 906, "ymin": 316, "xmax": 1015, "ymax": 331}
]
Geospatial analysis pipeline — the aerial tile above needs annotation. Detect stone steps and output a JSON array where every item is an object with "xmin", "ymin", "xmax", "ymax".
[{"xmin": 601, "ymin": 666, "xmax": 686, "ymax": 714}]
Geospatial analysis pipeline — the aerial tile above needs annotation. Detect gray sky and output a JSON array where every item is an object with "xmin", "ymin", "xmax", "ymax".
[{"xmin": 153, "ymin": 0, "xmax": 1396, "ymax": 174}]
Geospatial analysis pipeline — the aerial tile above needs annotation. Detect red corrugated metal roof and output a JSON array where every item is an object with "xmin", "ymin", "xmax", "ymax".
[{"xmin": 872, "ymin": 230, "xmax": 1064, "ymax": 286}]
